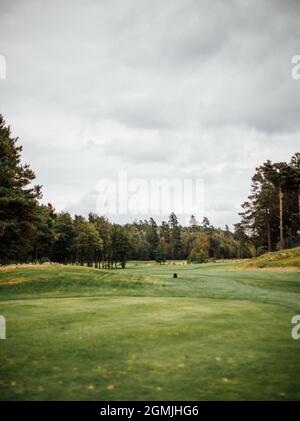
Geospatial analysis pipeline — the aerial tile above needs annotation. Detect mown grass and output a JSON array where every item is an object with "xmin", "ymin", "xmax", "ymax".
[{"xmin": 0, "ymin": 261, "xmax": 300, "ymax": 400}]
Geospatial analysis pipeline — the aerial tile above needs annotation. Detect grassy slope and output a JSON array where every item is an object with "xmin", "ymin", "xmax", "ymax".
[
  {"xmin": 0, "ymin": 262, "xmax": 300, "ymax": 400},
  {"xmin": 239, "ymin": 246, "xmax": 300, "ymax": 268}
]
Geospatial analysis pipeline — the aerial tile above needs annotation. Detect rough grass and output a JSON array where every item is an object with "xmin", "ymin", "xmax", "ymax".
[
  {"xmin": 236, "ymin": 247, "xmax": 300, "ymax": 269},
  {"xmin": 0, "ymin": 262, "xmax": 300, "ymax": 400}
]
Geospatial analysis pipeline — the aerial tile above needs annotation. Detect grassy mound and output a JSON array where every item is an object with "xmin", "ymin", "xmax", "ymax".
[{"xmin": 241, "ymin": 247, "xmax": 300, "ymax": 268}]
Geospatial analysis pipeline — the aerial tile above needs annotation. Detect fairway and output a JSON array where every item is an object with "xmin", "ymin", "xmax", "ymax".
[{"xmin": 0, "ymin": 262, "xmax": 300, "ymax": 400}]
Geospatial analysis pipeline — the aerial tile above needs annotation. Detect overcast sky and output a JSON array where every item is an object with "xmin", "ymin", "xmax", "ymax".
[{"xmin": 0, "ymin": 0, "xmax": 299, "ymax": 227}]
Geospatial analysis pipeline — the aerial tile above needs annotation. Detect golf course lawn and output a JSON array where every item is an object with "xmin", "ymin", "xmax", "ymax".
[{"xmin": 0, "ymin": 262, "xmax": 300, "ymax": 400}]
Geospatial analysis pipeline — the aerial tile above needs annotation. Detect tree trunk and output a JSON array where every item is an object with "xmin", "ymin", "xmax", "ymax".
[
  {"xmin": 267, "ymin": 217, "xmax": 271, "ymax": 251},
  {"xmin": 298, "ymin": 183, "xmax": 300, "ymax": 222},
  {"xmin": 279, "ymin": 185, "xmax": 285, "ymax": 249}
]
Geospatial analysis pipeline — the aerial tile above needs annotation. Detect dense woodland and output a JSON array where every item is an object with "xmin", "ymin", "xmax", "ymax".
[{"xmin": 0, "ymin": 115, "xmax": 299, "ymax": 267}]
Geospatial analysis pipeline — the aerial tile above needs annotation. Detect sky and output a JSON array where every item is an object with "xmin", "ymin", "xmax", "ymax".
[{"xmin": 0, "ymin": 0, "xmax": 299, "ymax": 227}]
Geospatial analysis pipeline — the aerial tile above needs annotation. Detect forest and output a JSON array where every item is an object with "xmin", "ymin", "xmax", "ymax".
[{"xmin": 0, "ymin": 114, "xmax": 299, "ymax": 267}]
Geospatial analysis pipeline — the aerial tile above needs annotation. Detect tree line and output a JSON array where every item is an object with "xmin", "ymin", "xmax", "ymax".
[
  {"xmin": 240, "ymin": 154, "xmax": 300, "ymax": 253},
  {"xmin": 0, "ymin": 114, "xmax": 299, "ymax": 267}
]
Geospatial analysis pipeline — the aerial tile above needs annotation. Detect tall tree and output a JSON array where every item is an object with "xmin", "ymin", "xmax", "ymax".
[
  {"xmin": 189, "ymin": 214, "xmax": 199, "ymax": 231},
  {"xmin": 262, "ymin": 161, "xmax": 295, "ymax": 249},
  {"xmin": 201, "ymin": 217, "xmax": 212, "ymax": 233},
  {"xmin": 240, "ymin": 165, "xmax": 278, "ymax": 251},
  {"xmin": 0, "ymin": 115, "xmax": 42, "ymax": 263},
  {"xmin": 290, "ymin": 153, "xmax": 300, "ymax": 222},
  {"xmin": 146, "ymin": 217, "xmax": 159, "ymax": 259},
  {"xmin": 52, "ymin": 212, "xmax": 75, "ymax": 263},
  {"xmin": 240, "ymin": 155, "xmax": 300, "ymax": 252},
  {"xmin": 168, "ymin": 212, "xmax": 182, "ymax": 259},
  {"xmin": 32, "ymin": 203, "xmax": 55, "ymax": 261},
  {"xmin": 155, "ymin": 244, "xmax": 166, "ymax": 264},
  {"xmin": 111, "ymin": 225, "xmax": 130, "ymax": 268}
]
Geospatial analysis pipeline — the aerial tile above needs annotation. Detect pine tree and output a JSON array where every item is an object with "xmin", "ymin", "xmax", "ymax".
[
  {"xmin": 111, "ymin": 225, "xmax": 130, "ymax": 268},
  {"xmin": 189, "ymin": 215, "xmax": 198, "ymax": 231},
  {"xmin": 240, "ymin": 155, "xmax": 300, "ymax": 252},
  {"xmin": 290, "ymin": 153, "xmax": 300, "ymax": 223},
  {"xmin": 168, "ymin": 212, "xmax": 182, "ymax": 259},
  {"xmin": 155, "ymin": 244, "xmax": 166, "ymax": 264},
  {"xmin": 146, "ymin": 217, "xmax": 159, "ymax": 259},
  {"xmin": 52, "ymin": 212, "xmax": 75, "ymax": 263},
  {"xmin": 32, "ymin": 203, "xmax": 55, "ymax": 262},
  {"xmin": 0, "ymin": 115, "xmax": 42, "ymax": 263}
]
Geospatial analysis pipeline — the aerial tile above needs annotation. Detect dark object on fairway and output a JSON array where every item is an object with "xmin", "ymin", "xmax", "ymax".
[{"xmin": 173, "ymin": 273, "xmax": 177, "ymax": 279}]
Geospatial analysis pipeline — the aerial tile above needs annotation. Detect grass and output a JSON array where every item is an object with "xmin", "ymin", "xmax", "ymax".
[
  {"xmin": 237, "ymin": 246, "xmax": 300, "ymax": 268},
  {"xmin": 0, "ymin": 261, "xmax": 300, "ymax": 400}
]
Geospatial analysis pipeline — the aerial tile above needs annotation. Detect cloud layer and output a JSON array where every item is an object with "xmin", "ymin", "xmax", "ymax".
[{"xmin": 0, "ymin": 0, "xmax": 299, "ymax": 226}]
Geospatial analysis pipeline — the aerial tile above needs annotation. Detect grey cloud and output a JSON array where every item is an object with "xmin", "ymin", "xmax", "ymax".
[{"xmin": 0, "ymin": 0, "xmax": 299, "ymax": 227}]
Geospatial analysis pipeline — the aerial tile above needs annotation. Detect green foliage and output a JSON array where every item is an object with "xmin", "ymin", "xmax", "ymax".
[
  {"xmin": 155, "ymin": 244, "xmax": 166, "ymax": 264},
  {"xmin": 73, "ymin": 215, "xmax": 103, "ymax": 266},
  {"xmin": 188, "ymin": 249, "xmax": 208, "ymax": 263},
  {"xmin": 0, "ymin": 115, "xmax": 41, "ymax": 263},
  {"xmin": 145, "ymin": 217, "xmax": 160, "ymax": 259},
  {"xmin": 32, "ymin": 204, "xmax": 55, "ymax": 261},
  {"xmin": 240, "ymin": 154, "xmax": 300, "ymax": 252},
  {"xmin": 241, "ymin": 246, "xmax": 300, "ymax": 268},
  {"xmin": 4, "ymin": 114, "xmax": 289, "ymax": 266},
  {"xmin": 111, "ymin": 225, "xmax": 130, "ymax": 268},
  {"xmin": 52, "ymin": 212, "xmax": 75, "ymax": 263},
  {"xmin": 169, "ymin": 212, "xmax": 182, "ymax": 259}
]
